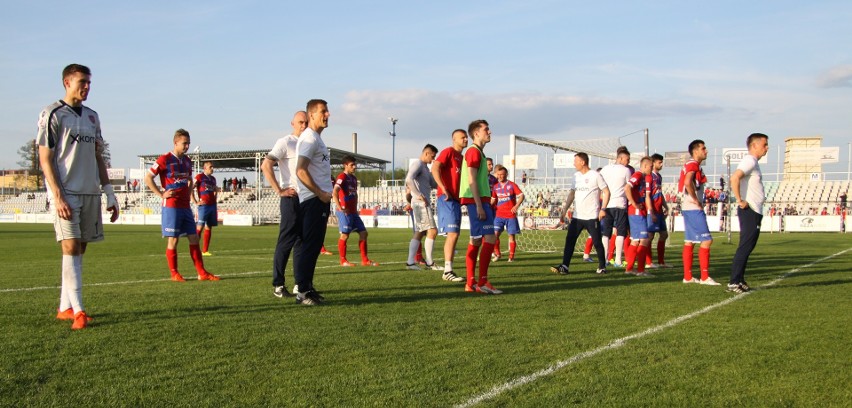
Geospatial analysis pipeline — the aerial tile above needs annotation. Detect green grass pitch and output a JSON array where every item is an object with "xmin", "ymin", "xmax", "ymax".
[{"xmin": 1, "ymin": 223, "xmax": 850, "ymax": 406}]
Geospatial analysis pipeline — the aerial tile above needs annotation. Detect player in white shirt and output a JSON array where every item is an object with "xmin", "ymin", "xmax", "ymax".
[
  {"xmin": 261, "ymin": 110, "xmax": 307, "ymax": 299},
  {"xmin": 551, "ymin": 153, "xmax": 610, "ymax": 275},
  {"xmin": 38, "ymin": 64, "xmax": 119, "ymax": 330},
  {"xmin": 293, "ymin": 99, "xmax": 334, "ymax": 305},
  {"xmin": 598, "ymin": 147, "xmax": 633, "ymax": 267},
  {"xmin": 728, "ymin": 133, "xmax": 769, "ymax": 293}
]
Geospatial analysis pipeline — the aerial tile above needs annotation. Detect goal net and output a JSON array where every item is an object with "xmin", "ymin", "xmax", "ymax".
[{"xmin": 504, "ymin": 132, "xmax": 648, "ymax": 254}]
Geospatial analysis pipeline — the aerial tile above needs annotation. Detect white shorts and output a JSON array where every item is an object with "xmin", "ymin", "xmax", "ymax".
[
  {"xmin": 411, "ymin": 200, "xmax": 437, "ymax": 232},
  {"xmin": 54, "ymin": 194, "xmax": 104, "ymax": 243}
]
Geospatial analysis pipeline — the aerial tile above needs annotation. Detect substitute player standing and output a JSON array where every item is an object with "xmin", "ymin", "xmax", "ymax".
[
  {"xmin": 599, "ymin": 148, "xmax": 633, "ymax": 267},
  {"xmin": 728, "ymin": 133, "xmax": 769, "ymax": 293},
  {"xmin": 146, "ymin": 129, "xmax": 219, "ymax": 282},
  {"xmin": 431, "ymin": 129, "xmax": 468, "ymax": 283},
  {"xmin": 333, "ymin": 155, "xmax": 378, "ymax": 267},
  {"xmin": 678, "ymin": 139, "xmax": 720, "ymax": 285},
  {"xmin": 551, "ymin": 153, "xmax": 609, "ymax": 275},
  {"xmin": 193, "ymin": 161, "xmax": 219, "ymax": 256},
  {"xmin": 491, "ymin": 164, "xmax": 524, "ymax": 262},
  {"xmin": 646, "ymin": 153, "xmax": 671, "ymax": 268},
  {"xmin": 39, "ymin": 63, "xmax": 119, "ymax": 330},
  {"xmin": 459, "ymin": 119, "xmax": 502, "ymax": 294},
  {"xmin": 405, "ymin": 144, "xmax": 441, "ymax": 270}
]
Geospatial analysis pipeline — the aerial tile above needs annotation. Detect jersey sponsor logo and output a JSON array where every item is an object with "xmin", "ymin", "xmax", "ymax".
[
  {"xmin": 69, "ymin": 133, "xmax": 99, "ymax": 144},
  {"xmin": 88, "ymin": 115, "xmax": 96, "ymax": 124},
  {"xmin": 322, "ymin": 153, "xmax": 330, "ymax": 162}
]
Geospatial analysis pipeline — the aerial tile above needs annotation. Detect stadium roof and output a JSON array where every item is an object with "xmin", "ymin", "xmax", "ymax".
[{"xmin": 138, "ymin": 148, "xmax": 389, "ymax": 172}]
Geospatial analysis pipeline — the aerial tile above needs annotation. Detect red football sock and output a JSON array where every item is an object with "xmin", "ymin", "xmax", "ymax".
[
  {"xmin": 478, "ymin": 242, "xmax": 495, "ymax": 285},
  {"xmin": 202, "ymin": 229, "xmax": 212, "ymax": 253},
  {"xmin": 625, "ymin": 244, "xmax": 637, "ymax": 271},
  {"xmin": 415, "ymin": 242, "xmax": 424, "ymax": 263},
  {"xmin": 189, "ymin": 244, "xmax": 207, "ymax": 275},
  {"xmin": 359, "ymin": 239, "xmax": 369, "ymax": 262},
  {"xmin": 465, "ymin": 244, "xmax": 479, "ymax": 285},
  {"xmin": 683, "ymin": 244, "xmax": 694, "ymax": 280},
  {"xmin": 645, "ymin": 244, "xmax": 653, "ymax": 266},
  {"xmin": 167, "ymin": 248, "xmax": 178, "ymax": 274},
  {"xmin": 509, "ymin": 241, "xmax": 517, "ymax": 259},
  {"xmin": 637, "ymin": 245, "xmax": 648, "ymax": 272},
  {"xmin": 699, "ymin": 247, "xmax": 710, "ymax": 280},
  {"xmin": 584, "ymin": 237, "xmax": 593, "ymax": 256},
  {"xmin": 338, "ymin": 239, "xmax": 347, "ymax": 262},
  {"xmin": 657, "ymin": 239, "xmax": 666, "ymax": 265},
  {"xmin": 493, "ymin": 237, "xmax": 501, "ymax": 256}
]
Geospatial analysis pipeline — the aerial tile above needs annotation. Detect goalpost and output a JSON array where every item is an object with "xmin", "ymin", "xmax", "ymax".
[{"xmin": 504, "ymin": 131, "xmax": 649, "ymax": 254}]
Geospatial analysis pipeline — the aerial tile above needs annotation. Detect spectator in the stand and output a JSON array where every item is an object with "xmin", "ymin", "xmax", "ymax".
[{"xmin": 242, "ymin": 176, "xmax": 248, "ymax": 190}]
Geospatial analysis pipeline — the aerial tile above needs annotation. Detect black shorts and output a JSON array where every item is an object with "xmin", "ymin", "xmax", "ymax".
[{"xmin": 600, "ymin": 208, "xmax": 628, "ymax": 237}]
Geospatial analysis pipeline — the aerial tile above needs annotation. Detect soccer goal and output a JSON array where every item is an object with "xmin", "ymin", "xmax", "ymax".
[{"xmin": 504, "ymin": 131, "xmax": 649, "ymax": 254}]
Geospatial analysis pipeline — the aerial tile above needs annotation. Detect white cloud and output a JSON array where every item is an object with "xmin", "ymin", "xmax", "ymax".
[{"xmin": 816, "ymin": 65, "xmax": 852, "ymax": 88}]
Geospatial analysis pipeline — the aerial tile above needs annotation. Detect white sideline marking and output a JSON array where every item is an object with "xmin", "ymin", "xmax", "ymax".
[
  {"xmin": 0, "ymin": 260, "xmax": 412, "ymax": 294},
  {"xmin": 455, "ymin": 247, "xmax": 852, "ymax": 408}
]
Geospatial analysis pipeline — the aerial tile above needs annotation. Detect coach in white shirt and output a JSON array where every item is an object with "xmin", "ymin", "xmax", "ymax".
[
  {"xmin": 728, "ymin": 133, "xmax": 769, "ymax": 294},
  {"xmin": 551, "ymin": 153, "xmax": 610, "ymax": 275}
]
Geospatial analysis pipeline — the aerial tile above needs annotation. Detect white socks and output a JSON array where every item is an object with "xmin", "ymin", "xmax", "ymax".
[
  {"xmin": 615, "ymin": 236, "xmax": 625, "ymax": 264},
  {"xmin": 424, "ymin": 237, "xmax": 435, "ymax": 265},
  {"xmin": 407, "ymin": 239, "xmax": 420, "ymax": 265},
  {"xmin": 60, "ymin": 254, "xmax": 83, "ymax": 313}
]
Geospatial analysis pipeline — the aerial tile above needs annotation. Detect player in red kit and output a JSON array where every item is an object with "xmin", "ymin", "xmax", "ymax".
[
  {"xmin": 333, "ymin": 155, "xmax": 378, "ymax": 267},
  {"xmin": 193, "ymin": 161, "xmax": 219, "ymax": 256},
  {"xmin": 490, "ymin": 164, "xmax": 524, "ymax": 262},
  {"xmin": 624, "ymin": 157, "xmax": 654, "ymax": 277},
  {"xmin": 145, "ymin": 129, "xmax": 219, "ymax": 282}
]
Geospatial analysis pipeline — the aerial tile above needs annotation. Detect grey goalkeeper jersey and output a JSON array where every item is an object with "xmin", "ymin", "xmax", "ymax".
[
  {"xmin": 405, "ymin": 160, "xmax": 436, "ymax": 206},
  {"xmin": 36, "ymin": 100, "xmax": 104, "ymax": 195}
]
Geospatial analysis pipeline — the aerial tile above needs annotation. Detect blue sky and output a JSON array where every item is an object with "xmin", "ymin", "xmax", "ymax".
[{"xmin": 2, "ymin": 0, "xmax": 850, "ymax": 178}]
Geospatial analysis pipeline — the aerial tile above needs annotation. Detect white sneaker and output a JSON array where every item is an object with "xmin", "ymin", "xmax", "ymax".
[
  {"xmin": 646, "ymin": 263, "xmax": 659, "ymax": 269},
  {"xmin": 406, "ymin": 263, "xmax": 422, "ymax": 270},
  {"xmin": 682, "ymin": 278, "xmax": 699, "ymax": 284},
  {"xmin": 635, "ymin": 272, "xmax": 655, "ymax": 277},
  {"xmin": 292, "ymin": 284, "xmax": 299, "ymax": 295},
  {"xmin": 425, "ymin": 263, "xmax": 443, "ymax": 271},
  {"xmin": 699, "ymin": 277, "xmax": 721, "ymax": 286},
  {"xmin": 491, "ymin": 254, "xmax": 500, "ymax": 262}
]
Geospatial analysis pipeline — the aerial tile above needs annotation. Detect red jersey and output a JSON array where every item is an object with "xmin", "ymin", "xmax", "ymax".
[
  {"xmin": 149, "ymin": 152, "xmax": 193, "ymax": 208},
  {"xmin": 335, "ymin": 172, "xmax": 359, "ymax": 214},
  {"xmin": 434, "ymin": 147, "xmax": 463, "ymax": 200},
  {"xmin": 650, "ymin": 171, "xmax": 664, "ymax": 213},
  {"xmin": 492, "ymin": 180, "xmax": 523, "ymax": 218},
  {"xmin": 195, "ymin": 173, "xmax": 218, "ymax": 206},
  {"xmin": 678, "ymin": 159, "xmax": 707, "ymax": 210},
  {"xmin": 627, "ymin": 171, "xmax": 649, "ymax": 216}
]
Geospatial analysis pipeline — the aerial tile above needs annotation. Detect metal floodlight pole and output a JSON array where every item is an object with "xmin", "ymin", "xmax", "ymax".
[{"xmin": 389, "ymin": 117, "xmax": 398, "ymax": 186}]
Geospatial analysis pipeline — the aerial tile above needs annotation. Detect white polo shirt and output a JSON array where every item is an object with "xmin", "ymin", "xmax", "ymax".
[
  {"xmin": 736, "ymin": 154, "xmax": 765, "ymax": 213},
  {"xmin": 266, "ymin": 134, "xmax": 299, "ymax": 190},
  {"xmin": 572, "ymin": 169, "xmax": 607, "ymax": 220}
]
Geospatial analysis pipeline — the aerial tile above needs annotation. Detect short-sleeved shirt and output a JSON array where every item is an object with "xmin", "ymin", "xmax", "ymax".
[
  {"xmin": 266, "ymin": 134, "xmax": 299, "ymax": 190},
  {"xmin": 626, "ymin": 171, "xmax": 649, "ymax": 216},
  {"xmin": 406, "ymin": 160, "xmax": 435, "ymax": 206},
  {"xmin": 195, "ymin": 173, "xmax": 217, "ymax": 206},
  {"xmin": 149, "ymin": 153, "xmax": 193, "ymax": 209},
  {"xmin": 296, "ymin": 128, "xmax": 332, "ymax": 202},
  {"xmin": 36, "ymin": 100, "xmax": 104, "ymax": 196},
  {"xmin": 572, "ymin": 170, "xmax": 607, "ymax": 220},
  {"xmin": 335, "ymin": 172, "xmax": 358, "ymax": 214},
  {"xmin": 736, "ymin": 154, "xmax": 765, "ymax": 213},
  {"xmin": 434, "ymin": 147, "xmax": 463, "ymax": 199},
  {"xmin": 492, "ymin": 180, "xmax": 523, "ymax": 218},
  {"xmin": 650, "ymin": 171, "xmax": 664, "ymax": 213},
  {"xmin": 678, "ymin": 159, "xmax": 707, "ymax": 211},
  {"xmin": 599, "ymin": 163, "xmax": 632, "ymax": 209}
]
